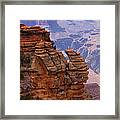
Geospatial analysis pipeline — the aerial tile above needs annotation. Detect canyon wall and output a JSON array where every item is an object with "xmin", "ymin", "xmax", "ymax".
[{"xmin": 20, "ymin": 24, "xmax": 93, "ymax": 100}]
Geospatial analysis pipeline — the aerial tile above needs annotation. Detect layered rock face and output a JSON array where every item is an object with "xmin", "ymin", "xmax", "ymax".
[{"xmin": 20, "ymin": 24, "xmax": 92, "ymax": 100}]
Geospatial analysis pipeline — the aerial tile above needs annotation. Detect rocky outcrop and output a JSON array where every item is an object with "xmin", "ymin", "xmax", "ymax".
[
  {"xmin": 20, "ymin": 24, "xmax": 92, "ymax": 100},
  {"xmin": 85, "ymin": 83, "xmax": 100, "ymax": 100}
]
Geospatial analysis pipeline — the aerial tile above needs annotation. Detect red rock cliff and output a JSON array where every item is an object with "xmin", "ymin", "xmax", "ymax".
[{"xmin": 20, "ymin": 24, "xmax": 92, "ymax": 100}]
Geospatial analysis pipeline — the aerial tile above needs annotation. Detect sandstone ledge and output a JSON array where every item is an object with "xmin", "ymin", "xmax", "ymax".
[{"xmin": 20, "ymin": 24, "xmax": 92, "ymax": 100}]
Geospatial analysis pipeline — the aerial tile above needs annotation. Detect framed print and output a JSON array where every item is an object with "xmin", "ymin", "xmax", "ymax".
[{"xmin": 0, "ymin": 0, "xmax": 119, "ymax": 119}]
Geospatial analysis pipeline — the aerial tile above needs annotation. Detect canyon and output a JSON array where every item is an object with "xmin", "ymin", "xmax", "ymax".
[{"xmin": 20, "ymin": 24, "xmax": 98, "ymax": 100}]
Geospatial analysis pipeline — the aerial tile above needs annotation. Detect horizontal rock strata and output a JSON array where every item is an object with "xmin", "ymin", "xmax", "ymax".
[{"xmin": 20, "ymin": 24, "xmax": 92, "ymax": 100}]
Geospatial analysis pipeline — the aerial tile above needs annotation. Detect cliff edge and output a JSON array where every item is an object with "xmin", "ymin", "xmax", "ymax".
[{"xmin": 20, "ymin": 24, "xmax": 93, "ymax": 100}]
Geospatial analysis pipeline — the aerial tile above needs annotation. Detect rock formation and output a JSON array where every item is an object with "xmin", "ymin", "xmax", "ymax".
[{"xmin": 20, "ymin": 24, "xmax": 93, "ymax": 100}]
